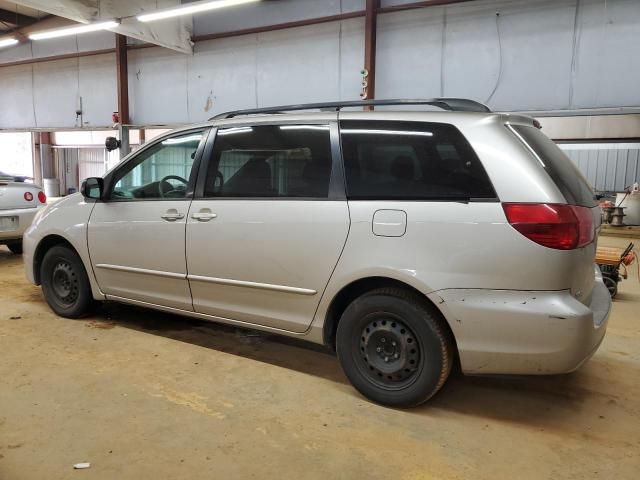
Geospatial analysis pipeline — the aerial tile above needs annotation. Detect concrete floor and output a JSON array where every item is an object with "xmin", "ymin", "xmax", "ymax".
[{"xmin": 1, "ymin": 236, "xmax": 639, "ymax": 480}]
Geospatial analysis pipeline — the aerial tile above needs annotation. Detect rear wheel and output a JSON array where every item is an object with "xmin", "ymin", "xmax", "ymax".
[
  {"xmin": 6, "ymin": 241, "xmax": 23, "ymax": 254},
  {"xmin": 336, "ymin": 288, "xmax": 454, "ymax": 407},
  {"xmin": 40, "ymin": 245, "xmax": 93, "ymax": 318}
]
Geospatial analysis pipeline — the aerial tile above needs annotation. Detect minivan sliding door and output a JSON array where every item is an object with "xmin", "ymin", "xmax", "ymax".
[{"xmin": 186, "ymin": 120, "xmax": 349, "ymax": 333}]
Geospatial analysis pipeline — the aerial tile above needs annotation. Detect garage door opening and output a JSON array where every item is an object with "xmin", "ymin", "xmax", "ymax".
[{"xmin": 0, "ymin": 132, "xmax": 33, "ymax": 178}]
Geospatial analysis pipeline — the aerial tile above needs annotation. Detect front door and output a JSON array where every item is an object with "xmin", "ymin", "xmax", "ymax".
[
  {"xmin": 186, "ymin": 122, "xmax": 350, "ymax": 333},
  {"xmin": 88, "ymin": 129, "xmax": 207, "ymax": 310}
]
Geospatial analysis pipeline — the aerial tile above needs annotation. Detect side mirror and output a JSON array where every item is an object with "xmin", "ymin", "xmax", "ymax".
[
  {"xmin": 81, "ymin": 177, "xmax": 104, "ymax": 200},
  {"xmin": 105, "ymin": 136, "xmax": 121, "ymax": 152}
]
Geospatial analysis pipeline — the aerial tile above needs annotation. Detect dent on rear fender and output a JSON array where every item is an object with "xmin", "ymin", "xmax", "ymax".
[
  {"xmin": 430, "ymin": 289, "xmax": 579, "ymax": 323},
  {"xmin": 427, "ymin": 288, "xmax": 604, "ymax": 374}
]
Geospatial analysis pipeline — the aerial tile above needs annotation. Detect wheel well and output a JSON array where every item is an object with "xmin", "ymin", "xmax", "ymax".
[
  {"xmin": 33, "ymin": 235, "xmax": 76, "ymax": 284},
  {"xmin": 323, "ymin": 277, "xmax": 458, "ymax": 353}
]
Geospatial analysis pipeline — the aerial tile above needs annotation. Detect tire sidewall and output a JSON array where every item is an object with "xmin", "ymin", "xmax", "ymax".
[
  {"xmin": 337, "ymin": 293, "xmax": 449, "ymax": 407},
  {"xmin": 40, "ymin": 245, "xmax": 92, "ymax": 318}
]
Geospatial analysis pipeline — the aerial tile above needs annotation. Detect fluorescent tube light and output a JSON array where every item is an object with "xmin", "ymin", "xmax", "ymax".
[
  {"xmin": 29, "ymin": 21, "xmax": 119, "ymax": 41},
  {"xmin": 138, "ymin": 0, "xmax": 260, "ymax": 23},
  {"xmin": 0, "ymin": 38, "xmax": 19, "ymax": 48}
]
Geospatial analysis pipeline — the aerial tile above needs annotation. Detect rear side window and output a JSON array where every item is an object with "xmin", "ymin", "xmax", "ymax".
[
  {"xmin": 510, "ymin": 125, "xmax": 596, "ymax": 207},
  {"xmin": 340, "ymin": 121, "xmax": 495, "ymax": 200},
  {"xmin": 204, "ymin": 125, "xmax": 332, "ymax": 198}
]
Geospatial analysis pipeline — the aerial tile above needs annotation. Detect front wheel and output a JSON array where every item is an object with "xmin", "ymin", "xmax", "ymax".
[
  {"xmin": 336, "ymin": 288, "xmax": 454, "ymax": 407},
  {"xmin": 40, "ymin": 245, "xmax": 93, "ymax": 318}
]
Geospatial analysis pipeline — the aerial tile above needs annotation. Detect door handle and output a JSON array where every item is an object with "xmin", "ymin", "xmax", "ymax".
[
  {"xmin": 191, "ymin": 212, "xmax": 217, "ymax": 222},
  {"xmin": 161, "ymin": 211, "xmax": 185, "ymax": 221}
]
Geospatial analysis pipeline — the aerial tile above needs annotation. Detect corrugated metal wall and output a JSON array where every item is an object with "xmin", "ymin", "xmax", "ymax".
[
  {"xmin": 53, "ymin": 147, "xmax": 125, "ymax": 194},
  {"xmin": 4, "ymin": 0, "xmax": 640, "ymax": 128},
  {"xmin": 559, "ymin": 143, "xmax": 640, "ymax": 192}
]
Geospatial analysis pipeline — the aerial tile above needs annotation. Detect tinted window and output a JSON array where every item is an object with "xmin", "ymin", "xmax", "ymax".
[
  {"xmin": 204, "ymin": 125, "xmax": 332, "ymax": 198},
  {"xmin": 340, "ymin": 121, "xmax": 495, "ymax": 200},
  {"xmin": 511, "ymin": 125, "xmax": 596, "ymax": 207},
  {"xmin": 111, "ymin": 130, "xmax": 204, "ymax": 200}
]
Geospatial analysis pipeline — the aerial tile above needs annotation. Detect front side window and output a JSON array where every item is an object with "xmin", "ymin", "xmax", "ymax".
[
  {"xmin": 340, "ymin": 121, "xmax": 495, "ymax": 200},
  {"xmin": 111, "ymin": 130, "xmax": 204, "ymax": 200},
  {"xmin": 203, "ymin": 125, "xmax": 332, "ymax": 198}
]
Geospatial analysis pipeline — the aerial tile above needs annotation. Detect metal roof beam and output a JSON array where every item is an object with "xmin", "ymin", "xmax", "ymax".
[{"xmin": 0, "ymin": 8, "xmax": 37, "ymax": 27}]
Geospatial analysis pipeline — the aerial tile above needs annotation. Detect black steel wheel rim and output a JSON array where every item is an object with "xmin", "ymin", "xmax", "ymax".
[
  {"xmin": 51, "ymin": 260, "xmax": 79, "ymax": 306},
  {"xmin": 355, "ymin": 313, "xmax": 423, "ymax": 390}
]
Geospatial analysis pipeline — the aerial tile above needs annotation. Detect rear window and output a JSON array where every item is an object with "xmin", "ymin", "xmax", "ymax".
[
  {"xmin": 204, "ymin": 124, "xmax": 332, "ymax": 198},
  {"xmin": 340, "ymin": 121, "xmax": 495, "ymax": 201},
  {"xmin": 510, "ymin": 125, "xmax": 596, "ymax": 207}
]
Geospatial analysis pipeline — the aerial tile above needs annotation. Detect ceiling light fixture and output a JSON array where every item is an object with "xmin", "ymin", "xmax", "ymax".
[
  {"xmin": 0, "ymin": 38, "xmax": 19, "ymax": 49},
  {"xmin": 29, "ymin": 21, "xmax": 120, "ymax": 41},
  {"xmin": 137, "ymin": 0, "xmax": 260, "ymax": 23}
]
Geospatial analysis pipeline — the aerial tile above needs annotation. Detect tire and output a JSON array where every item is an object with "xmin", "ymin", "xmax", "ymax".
[
  {"xmin": 602, "ymin": 275, "xmax": 618, "ymax": 298},
  {"xmin": 6, "ymin": 241, "xmax": 23, "ymax": 254},
  {"xmin": 40, "ymin": 245, "xmax": 93, "ymax": 318},
  {"xmin": 336, "ymin": 287, "xmax": 454, "ymax": 408}
]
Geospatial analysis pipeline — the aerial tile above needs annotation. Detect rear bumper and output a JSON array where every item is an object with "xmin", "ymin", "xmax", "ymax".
[
  {"xmin": 430, "ymin": 267, "xmax": 611, "ymax": 375},
  {"xmin": 0, "ymin": 207, "xmax": 38, "ymax": 242}
]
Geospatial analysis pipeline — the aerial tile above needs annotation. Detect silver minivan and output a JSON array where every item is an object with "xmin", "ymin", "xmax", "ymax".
[{"xmin": 23, "ymin": 99, "xmax": 611, "ymax": 407}]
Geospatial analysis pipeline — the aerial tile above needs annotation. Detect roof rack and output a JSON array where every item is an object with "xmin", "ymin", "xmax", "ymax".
[{"xmin": 209, "ymin": 98, "xmax": 491, "ymax": 120}]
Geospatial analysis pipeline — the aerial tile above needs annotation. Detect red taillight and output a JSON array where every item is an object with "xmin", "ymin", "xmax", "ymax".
[
  {"xmin": 37, "ymin": 191, "xmax": 47, "ymax": 204},
  {"xmin": 503, "ymin": 203, "xmax": 594, "ymax": 250},
  {"xmin": 24, "ymin": 192, "xmax": 33, "ymax": 201},
  {"xmin": 572, "ymin": 205, "xmax": 595, "ymax": 247}
]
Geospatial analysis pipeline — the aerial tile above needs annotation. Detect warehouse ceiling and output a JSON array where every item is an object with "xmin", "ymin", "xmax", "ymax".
[
  {"xmin": 0, "ymin": 1, "xmax": 42, "ymax": 32},
  {"xmin": 6, "ymin": 0, "xmax": 192, "ymax": 52}
]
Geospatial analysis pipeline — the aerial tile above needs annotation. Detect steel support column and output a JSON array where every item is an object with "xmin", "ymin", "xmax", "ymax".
[
  {"xmin": 31, "ymin": 132, "xmax": 42, "ymax": 187},
  {"xmin": 115, "ymin": 33, "xmax": 130, "ymax": 158},
  {"xmin": 364, "ymin": 0, "xmax": 379, "ymax": 110},
  {"xmin": 39, "ymin": 132, "xmax": 53, "ymax": 180}
]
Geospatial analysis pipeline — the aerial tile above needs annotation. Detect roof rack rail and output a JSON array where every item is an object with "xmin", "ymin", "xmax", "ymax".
[{"xmin": 209, "ymin": 98, "xmax": 491, "ymax": 120}]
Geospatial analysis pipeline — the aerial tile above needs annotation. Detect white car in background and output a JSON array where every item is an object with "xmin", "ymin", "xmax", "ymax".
[{"xmin": 0, "ymin": 172, "xmax": 46, "ymax": 254}]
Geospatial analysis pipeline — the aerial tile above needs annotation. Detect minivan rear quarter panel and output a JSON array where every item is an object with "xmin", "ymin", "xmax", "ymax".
[
  {"xmin": 311, "ymin": 112, "xmax": 604, "ymax": 373},
  {"xmin": 318, "ymin": 200, "xmax": 596, "ymax": 294}
]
